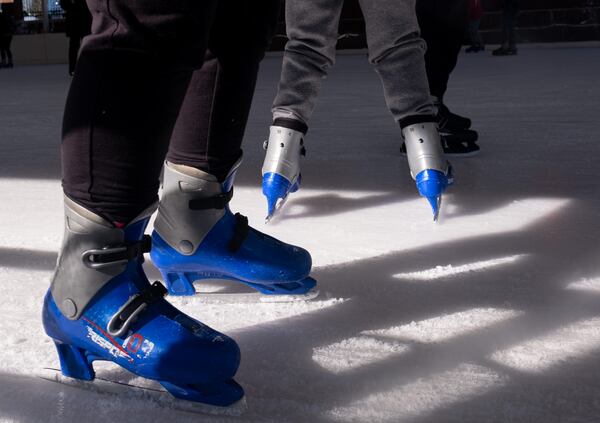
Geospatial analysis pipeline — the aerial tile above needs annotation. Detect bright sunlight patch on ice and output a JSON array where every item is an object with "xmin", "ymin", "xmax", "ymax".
[
  {"xmin": 232, "ymin": 188, "xmax": 571, "ymax": 268},
  {"xmin": 171, "ymin": 296, "xmax": 348, "ymax": 334},
  {"xmin": 363, "ymin": 308, "xmax": 523, "ymax": 344},
  {"xmin": 393, "ymin": 254, "xmax": 527, "ymax": 281},
  {"xmin": 312, "ymin": 336, "xmax": 410, "ymax": 374},
  {"xmin": 490, "ymin": 317, "xmax": 600, "ymax": 373},
  {"xmin": 0, "ymin": 179, "xmax": 63, "ymax": 251},
  {"xmin": 0, "ymin": 176, "xmax": 571, "ymax": 270},
  {"xmin": 327, "ymin": 363, "xmax": 508, "ymax": 422},
  {"xmin": 565, "ymin": 277, "xmax": 600, "ymax": 293}
]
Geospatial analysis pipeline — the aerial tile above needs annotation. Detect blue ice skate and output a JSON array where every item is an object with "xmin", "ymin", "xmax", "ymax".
[
  {"xmin": 261, "ymin": 121, "xmax": 307, "ymax": 222},
  {"xmin": 150, "ymin": 160, "xmax": 316, "ymax": 297},
  {"xmin": 43, "ymin": 199, "xmax": 243, "ymax": 407},
  {"xmin": 415, "ymin": 167, "xmax": 453, "ymax": 221},
  {"xmin": 402, "ymin": 121, "xmax": 454, "ymax": 221}
]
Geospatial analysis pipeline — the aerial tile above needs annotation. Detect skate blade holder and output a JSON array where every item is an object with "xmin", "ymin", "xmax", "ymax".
[
  {"xmin": 167, "ymin": 276, "xmax": 320, "ymax": 304},
  {"xmin": 189, "ymin": 282, "xmax": 319, "ymax": 304}
]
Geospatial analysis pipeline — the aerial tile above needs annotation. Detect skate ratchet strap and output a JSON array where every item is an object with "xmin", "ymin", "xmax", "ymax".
[
  {"xmin": 228, "ymin": 213, "xmax": 249, "ymax": 253},
  {"xmin": 82, "ymin": 235, "xmax": 152, "ymax": 270},
  {"xmin": 107, "ymin": 281, "xmax": 168, "ymax": 338},
  {"xmin": 272, "ymin": 117, "xmax": 309, "ymax": 134},
  {"xmin": 188, "ymin": 188, "xmax": 233, "ymax": 210}
]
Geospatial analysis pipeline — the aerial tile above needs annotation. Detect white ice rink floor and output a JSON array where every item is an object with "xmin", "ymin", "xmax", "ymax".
[{"xmin": 1, "ymin": 43, "xmax": 600, "ymax": 422}]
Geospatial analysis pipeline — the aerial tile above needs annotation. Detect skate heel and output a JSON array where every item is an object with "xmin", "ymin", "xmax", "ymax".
[
  {"xmin": 53, "ymin": 340, "xmax": 95, "ymax": 381},
  {"xmin": 246, "ymin": 276, "xmax": 317, "ymax": 295},
  {"xmin": 162, "ymin": 271, "xmax": 196, "ymax": 296}
]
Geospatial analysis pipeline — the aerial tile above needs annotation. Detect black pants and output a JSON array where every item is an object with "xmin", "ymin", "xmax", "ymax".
[
  {"xmin": 68, "ymin": 36, "xmax": 83, "ymax": 74},
  {"xmin": 502, "ymin": 0, "xmax": 519, "ymax": 47},
  {"xmin": 0, "ymin": 35, "xmax": 12, "ymax": 63},
  {"xmin": 62, "ymin": 0, "xmax": 280, "ymax": 224},
  {"xmin": 416, "ymin": 0, "xmax": 468, "ymax": 100}
]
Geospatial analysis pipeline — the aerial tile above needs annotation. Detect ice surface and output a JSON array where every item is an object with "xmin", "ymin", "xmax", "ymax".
[{"xmin": 2, "ymin": 43, "xmax": 600, "ymax": 422}]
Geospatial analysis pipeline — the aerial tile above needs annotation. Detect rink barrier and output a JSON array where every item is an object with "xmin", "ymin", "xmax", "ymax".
[{"xmin": 11, "ymin": 33, "xmax": 68, "ymax": 66}]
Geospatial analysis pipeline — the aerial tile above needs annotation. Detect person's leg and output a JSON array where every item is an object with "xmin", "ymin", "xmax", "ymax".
[
  {"xmin": 167, "ymin": 0, "xmax": 281, "ymax": 181},
  {"xmin": 151, "ymin": 0, "xmax": 315, "ymax": 297},
  {"xmin": 466, "ymin": 21, "xmax": 477, "ymax": 50},
  {"xmin": 46, "ymin": 0, "xmax": 246, "ymax": 406},
  {"xmin": 506, "ymin": 0, "xmax": 519, "ymax": 49},
  {"xmin": 62, "ymin": 53, "xmax": 196, "ymax": 224},
  {"xmin": 416, "ymin": 0, "xmax": 468, "ymax": 103},
  {"xmin": 68, "ymin": 36, "xmax": 80, "ymax": 75},
  {"xmin": 473, "ymin": 19, "xmax": 484, "ymax": 49},
  {"xmin": 271, "ymin": 0, "xmax": 344, "ymax": 124},
  {"xmin": 501, "ymin": 2, "xmax": 510, "ymax": 47},
  {"xmin": 6, "ymin": 36, "xmax": 12, "ymax": 66},
  {"xmin": 416, "ymin": 0, "xmax": 479, "ymax": 155},
  {"xmin": 466, "ymin": 20, "xmax": 483, "ymax": 51},
  {"xmin": 62, "ymin": 0, "xmax": 221, "ymax": 224},
  {"xmin": 361, "ymin": 0, "xmax": 433, "ymax": 123},
  {"xmin": 359, "ymin": 0, "xmax": 453, "ymax": 219},
  {"xmin": 495, "ymin": 0, "xmax": 518, "ymax": 54},
  {"xmin": 261, "ymin": 0, "xmax": 343, "ymax": 219},
  {"xmin": 0, "ymin": 36, "xmax": 7, "ymax": 66}
]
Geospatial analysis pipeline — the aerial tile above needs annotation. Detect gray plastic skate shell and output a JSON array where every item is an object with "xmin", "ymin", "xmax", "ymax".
[
  {"xmin": 153, "ymin": 160, "xmax": 240, "ymax": 256},
  {"xmin": 402, "ymin": 121, "xmax": 448, "ymax": 179},
  {"xmin": 50, "ymin": 197, "xmax": 155, "ymax": 320},
  {"xmin": 261, "ymin": 125, "xmax": 304, "ymax": 183}
]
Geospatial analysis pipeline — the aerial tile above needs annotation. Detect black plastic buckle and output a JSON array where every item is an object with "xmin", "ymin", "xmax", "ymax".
[
  {"xmin": 82, "ymin": 235, "xmax": 152, "ymax": 270},
  {"xmin": 228, "ymin": 213, "xmax": 250, "ymax": 253},
  {"xmin": 107, "ymin": 281, "xmax": 167, "ymax": 338},
  {"xmin": 188, "ymin": 188, "xmax": 234, "ymax": 211}
]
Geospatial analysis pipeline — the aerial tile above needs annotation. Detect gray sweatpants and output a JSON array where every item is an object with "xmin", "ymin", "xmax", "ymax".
[{"xmin": 272, "ymin": 0, "xmax": 435, "ymax": 127}]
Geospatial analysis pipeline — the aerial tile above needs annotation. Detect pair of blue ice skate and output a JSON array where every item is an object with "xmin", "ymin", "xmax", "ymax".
[
  {"xmin": 262, "ymin": 120, "xmax": 453, "ymax": 222},
  {"xmin": 43, "ymin": 162, "xmax": 316, "ymax": 407}
]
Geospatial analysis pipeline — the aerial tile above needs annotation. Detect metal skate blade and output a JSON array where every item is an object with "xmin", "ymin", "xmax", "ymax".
[
  {"xmin": 258, "ymin": 288, "xmax": 320, "ymax": 303},
  {"xmin": 39, "ymin": 368, "xmax": 247, "ymax": 416},
  {"xmin": 432, "ymin": 195, "xmax": 442, "ymax": 222},
  {"xmin": 425, "ymin": 194, "xmax": 442, "ymax": 222},
  {"xmin": 185, "ymin": 288, "xmax": 320, "ymax": 304},
  {"xmin": 265, "ymin": 194, "xmax": 290, "ymax": 224}
]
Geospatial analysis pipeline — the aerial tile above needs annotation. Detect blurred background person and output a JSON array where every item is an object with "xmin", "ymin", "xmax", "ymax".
[
  {"xmin": 466, "ymin": 0, "xmax": 485, "ymax": 53},
  {"xmin": 0, "ymin": 7, "xmax": 15, "ymax": 69},
  {"xmin": 60, "ymin": 0, "xmax": 92, "ymax": 76},
  {"xmin": 493, "ymin": 0, "xmax": 519, "ymax": 55},
  {"xmin": 416, "ymin": 0, "xmax": 480, "ymax": 155}
]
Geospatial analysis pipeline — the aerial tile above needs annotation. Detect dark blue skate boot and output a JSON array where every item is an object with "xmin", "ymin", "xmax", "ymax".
[
  {"xmin": 402, "ymin": 121, "xmax": 454, "ymax": 221},
  {"xmin": 42, "ymin": 198, "xmax": 243, "ymax": 406},
  {"xmin": 150, "ymin": 160, "xmax": 316, "ymax": 297},
  {"xmin": 261, "ymin": 118, "xmax": 307, "ymax": 222}
]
